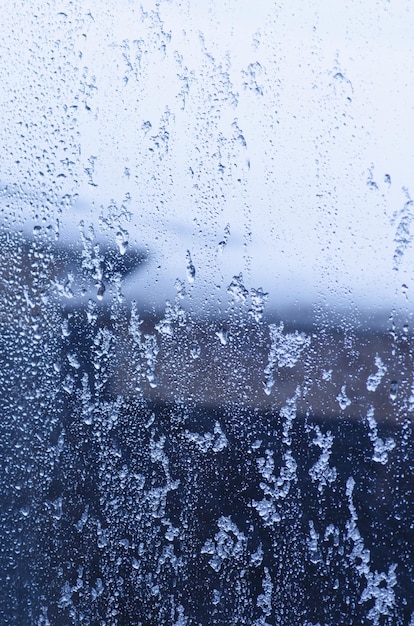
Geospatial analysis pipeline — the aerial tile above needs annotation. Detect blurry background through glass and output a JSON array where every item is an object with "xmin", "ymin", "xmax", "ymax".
[{"xmin": 0, "ymin": 1, "xmax": 413, "ymax": 624}]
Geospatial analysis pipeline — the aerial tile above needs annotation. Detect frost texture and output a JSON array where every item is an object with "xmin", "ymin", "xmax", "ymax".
[
  {"xmin": 201, "ymin": 517, "xmax": 247, "ymax": 572},
  {"xmin": 257, "ymin": 567, "xmax": 273, "ymax": 616},
  {"xmin": 0, "ymin": 3, "xmax": 412, "ymax": 624},
  {"xmin": 366, "ymin": 355, "xmax": 387, "ymax": 392},
  {"xmin": 366, "ymin": 406, "xmax": 395, "ymax": 464},
  {"xmin": 227, "ymin": 273, "xmax": 249, "ymax": 302},
  {"xmin": 264, "ymin": 323, "xmax": 310, "ymax": 394},
  {"xmin": 253, "ymin": 393, "xmax": 299, "ymax": 525},
  {"xmin": 308, "ymin": 426, "xmax": 337, "ymax": 491},
  {"xmin": 346, "ymin": 478, "xmax": 398, "ymax": 625},
  {"xmin": 336, "ymin": 384, "xmax": 351, "ymax": 410},
  {"xmin": 185, "ymin": 421, "xmax": 228, "ymax": 453},
  {"xmin": 393, "ymin": 197, "xmax": 414, "ymax": 270}
]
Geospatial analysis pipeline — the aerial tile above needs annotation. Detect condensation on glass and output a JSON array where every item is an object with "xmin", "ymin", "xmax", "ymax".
[{"xmin": 0, "ymin": 2, "xmax": 413, "ymax": 625}]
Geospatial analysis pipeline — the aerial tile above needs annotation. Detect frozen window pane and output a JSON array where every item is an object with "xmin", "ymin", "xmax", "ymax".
[{"xmin": 1, "ymin": 2, "xmax": 413, "ymax": 625}]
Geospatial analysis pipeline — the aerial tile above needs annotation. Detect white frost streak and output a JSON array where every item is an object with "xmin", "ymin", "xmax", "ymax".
[
  {"xmin": 253, "ymin": 392, "xmax": 299, "ymax": 525},
  {"xmin": 366, "ymin": 355, "xmax": 387, "ymax": 392},
  {"xmin": 308, "ymin": 426, "xmax": 337, "ymax": 491},
  {"xmin": 366, "ymin": 406, "xmax": 395, "ymax": 465},
  {"xmin": 257, "ymin": 567, "xmax": 273, "ymax": 617},
  {"xmin": 336, "ymin": 384, "xmax": 351, "ymax": 410},
  {"xmin": 264, "ymin": 323, "xmax": 310, "ymax": 395},
  {"xmin": 346, "ymin": 477, "xmax": 398, "ymax": 625}
]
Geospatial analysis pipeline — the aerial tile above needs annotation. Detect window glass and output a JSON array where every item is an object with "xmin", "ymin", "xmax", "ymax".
[{"xmin": 1, "ymin": 2, "xmax": 413, "ymax": 624}]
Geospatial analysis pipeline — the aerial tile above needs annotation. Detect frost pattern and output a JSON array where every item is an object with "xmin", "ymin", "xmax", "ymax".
[
  {"xmin": 257, "ymin": 567, "xmax": 273, "ymax": 616},
  {"xmin": 201, "ymin": 517, "xmax": 247, "ymax": 572},
  {"xmin": 336, "ymin": 384, "xmax": 351, "ymax": 410},
  {"xmin": 366, "ymin": 406, "xmax": 395, "ymax": 464},
  {"xmin": 226, "ymin": 274, "xmax": 268, "ymax": 321},
  {"xmin": 264, "ymin": 323, "xmax": 310, "ymax": 395},
  {"xmin": 366, "ymin": 355, "xmax": 387, "ymax": 392},
  {"xmin": 253, "ymin": 393, "xmax": 298, "ymax": 525},
  {"xmin": 346, "ymin": 478, "xmax": 398, "ymax": 625},
  {"xmin": 227, "ymin": 273, "xmax": 248, "ymax": 302},
  {"xmin": 393, "ymin": 196, "xmax": 414, "ymax": 270},
  {"xmin": 185, "ymin": 421, "xmax": 228, "ymax": 453},
  {"xmin": 308, "ymin": 426, "xmax": 337, "ymax": 491}
]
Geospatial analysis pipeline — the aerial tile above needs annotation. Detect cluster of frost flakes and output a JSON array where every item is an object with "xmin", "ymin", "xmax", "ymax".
[
  {"xmin": 155, "ymin": 281, "xmax": 186, "ymax": 337},
  {"xmin": 250, "ymin": 543, "xmax": 264, "ymax": 567},
  {"xmin": 226, "ymin": 274, "xmax": 268, "ymax": 321},
  {"xmin": 150, "ymin": 434, "xmax": 169, "ymax": 475},
  {"xmin": 280, "ymin": 390, "xmax": 299, "ymax": 445},
  {"xmin": 185, "ymin": 421, "xmax": 228, "ymax": 453},
  {"xmin": 155, "ymin": 299, "xmax": 185, "ymax": 337},
  {"xmin": 146, "ymin": 482, "xmax": 179, "ymax": 520},
  {"xmin": 86, "ymin": 298, "xmax": 98, "ymax": 324},
  {"xmin": 366, "ymin": 355, "xmax": 387, "ymax": 392},
  {"xmin": 93, "ymin": 327, "xmax": 113, "ymax": 368},
  {"xmin": 346, "ymin": 478, "xmax": 371, "ymax": 576},
  {"xmin": 346, "ymin": 478, "xmax": 398, "ymax": 624},
  {"xmin": 58, "ymin": 568, "xmax": 85, "ymax": 609},
  {"xmin": 143, "ymin": 333, "xmax": 159, "ymax": 388},
  {"xmin": 253, "ymin": 393, "xmax": 298, "ymax": 524},
  {"xmin": 308, "ymin": 426, "xmax": 337, "ymax": 491},
  {"xmin": 323, "ymin": 524, "xmax": 340, "ymax": 576},
  {"xmin": 252, "ymin": 618, "xmax": 273, "ymax": 626},
  {"xmin": 307, "ymin": 521, "xmax": 322, "ymax": 564},
  {"xmin": 201, "ymin": 517, "xmax": 247, "ymax": 572},
  {"xmin": 227, "ymin": 273, "xmax": 249, "ymax": 302},
  {"xmin": 257, "ymin": 567, "xmax": 273, "ymax": 616},
  {"xmin": 185, "ymin": 249, "xmax": 196, "ymax": 283},
  {"xmin": 215, "ymin": 328, "xmax": 228, "ymax": 346},
  {"xmin": 366, "ymin": 406, "xmax": 395, "ymax": 464},
  {"xmin": 172, "ymin": 604, "xmax": 189, "ymax": 626},
  {"xmin": 336, "ymin": 384, "xmax": 351, "ymax": 410},
  {"xmin": 129, "ymin": 300, "xmax": 143, "ymax": 346},
  {"xmin": 322, "ymin": 368, "xmax": 332, "ymax": 381},
  {"xmin": 152, "ymin": 435, "xmax": 180, "ymax": 518},
  {"xmin": 79, "ymin": 222, "xmax": 106, "ymax": 300},
  {"xmin": 252, "ymin": 448, "xmax": 297, "ymax": 526},
  {"xmin": 392, "ymin": 196, "xmax": 414, "ymax": 270},
  {"xmin": 67, "ymin": 352, "xmax": 80, "ymax": 369},
  {"xmin": 99, "ymin": 197, "xmax": 132, "ymax": 255},
  {"xmin": 249, "ymin": 287, "xmax": 268, "ymax": 323},
  {"xmin": 361, "ymin": 565, "xmax": 398, "ymax": 626},
  {"xmin": 264, "ymin": 323, "xmax": 310, "ymax": 395}
]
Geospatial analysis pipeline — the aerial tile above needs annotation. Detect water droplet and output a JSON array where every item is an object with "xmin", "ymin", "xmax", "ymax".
[
  {"xmin": 116, "ymin": 230, "xmax": 129, "ymax": 255},
  {"xmin": 389, "ymin": 380, "xmax": 398, "ymax": 401},
  {"xmin": 96, "ymin": 281, "xmax": 105, "ymax": 300},
  {"xmin": 20, "ymin": 505, "xmax": 30, "ymax": 518}
]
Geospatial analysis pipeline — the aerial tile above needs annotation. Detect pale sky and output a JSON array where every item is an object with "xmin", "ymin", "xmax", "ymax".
[{"xmin": 1, "ymin": 0, "xmax": 414, "ymax": 328}]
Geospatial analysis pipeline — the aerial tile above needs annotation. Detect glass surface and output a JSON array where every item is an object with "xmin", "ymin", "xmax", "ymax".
[{"xmin": 1, "ymin": 2, "xmax": 413, "ymax": 624}]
